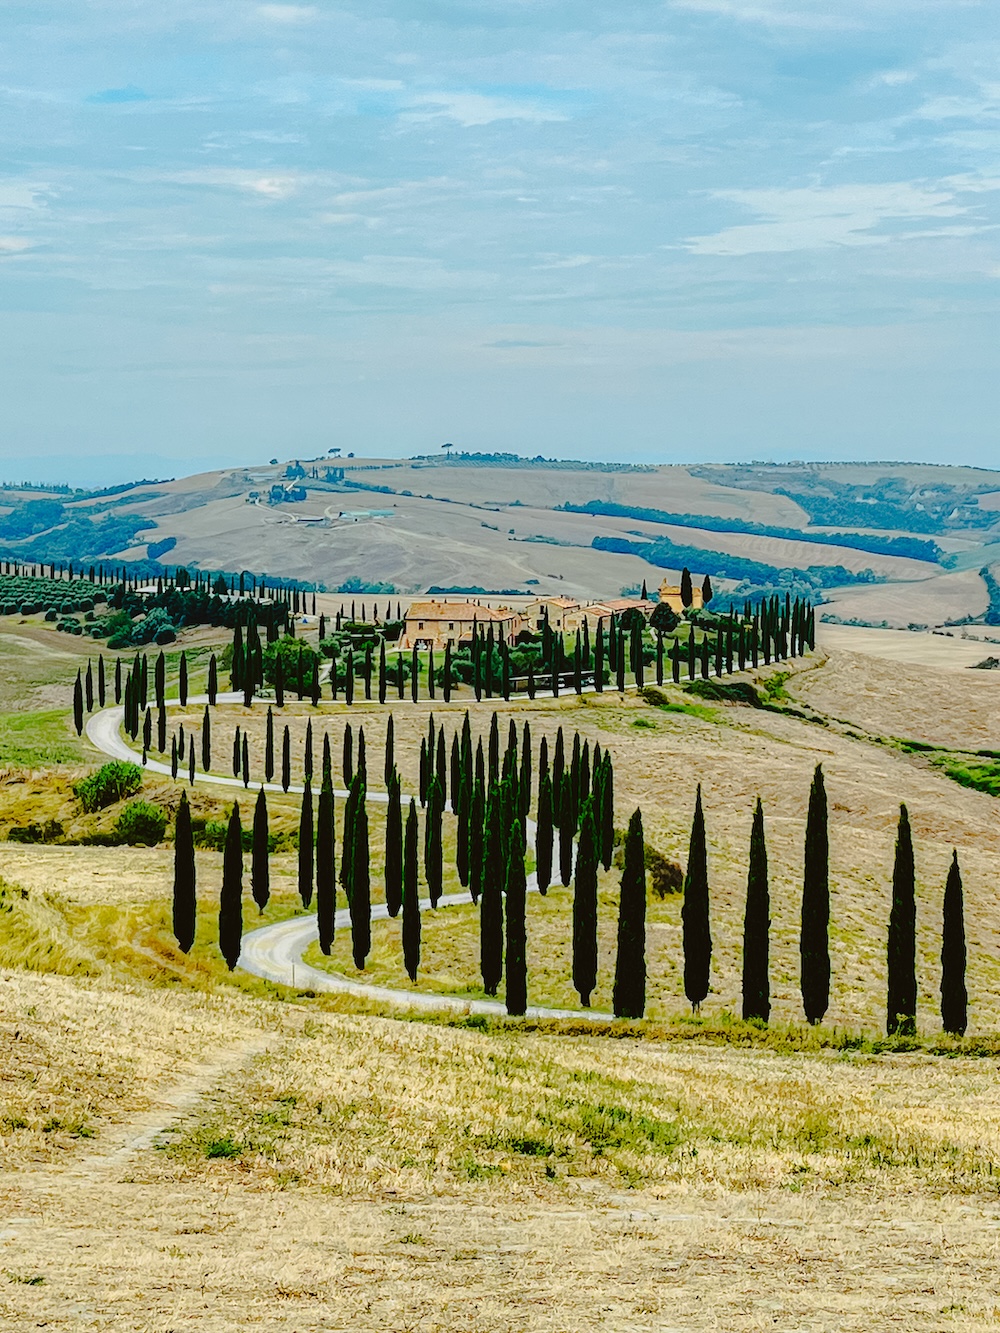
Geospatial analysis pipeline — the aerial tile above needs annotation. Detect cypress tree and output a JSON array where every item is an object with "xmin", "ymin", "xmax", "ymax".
[
  {"xmin": 572, "ymin": 799, "xmax": 599, "ymax": 1007},
  {"xmin": 558, "ymin": 777, "xmax": 575, "ymax": 887},
  {"xmin": 469, "ymin": 768, "xmax": 485, "ymax": 906},
  {"xmin": 535, "ymin": 768, "xmax": 554, "ymax": 894},
  {"xmin": 321, "ymin": 730, "xmax": 332, "ymax": 786},
  {"xmin": 179, "ymin": 651, "xmax": 188, "ymax": 707},
  {"xmin": 73, "ymin": 670, "xmax": 84, "ymax": 735},
  {"xmin": 265, "ymin": 706, "xmax": 274, "ymax": 783},
  {"xmin": 304, "ymin": 718, "xmax": 313, "ymax": 783},
  {"xmin": 349, "ymin": 776, "xmax": 371, "ymax": 968},
  {"xmin": 385, "ymin": 773, "xmax": 403, "ymax": 917},
  {"xmin": 297, "ymin": 777, "xmax": 314, "ymax": 907},
  {"xmin": 281, "ymin": 724, "xmax": 291, "ymax": 792},
  {"xmin": 680, "ymin": 567, "xmax": 693, "ymax": 608},
  {"xmin": 424, "ymin": 774, "xmax": 444, "ymax": 907},
  {"xmin": 343, "ymin": 722, "xmax": 354, "ymax": 788},
  {"xmin": 800, "ymin": 764, "xmax": 831, "ymax": 1025},
  {"xmin": 251, "ymin": 787, "xmax": 270, "ymax": 911},
  {"xmin": 742, "ymin": 797, "xmax": 770, "ymax": 1023},
  {"xmin": 208, "ymin": 653, "xmax": 218, "ymax": 707},
  {"xmin": 188, "ymin": 742, "xmax": 195, "ymax": 786},
  {"xmin": 157, "ymin": 703, "xmax": 167, "ymax": 753},
  {"xmin": 169, "ymin": 732, "xmax": 178, "ymax": 778},
  {"xmin": 241, "ymin": 732, "xmax": 250, "ymax": 787},
  {"xmin": 488, "ymin": 712, "xmax": 499, "ymax": 787},
  {"xmin": 384, "ymin": 712, "xmax": 395, "ymax": 787},
  {"xmin": 115, "ymin": 655, "xmax": 122, "ymax": 704},
  {"xmin": 316, "ymin": 772, "xmax": 336, "ymax": 954},
  {"xmin": 172, "ymin": 790, "xmax": 197, "ymax": 953},
  {"xmin": 480, "ymin": 784, "xmax": 505, "ymax": 994},
  {"xmin": 275, "ymin": 652, "xmax": 285, "ymax": 707},
  {"xmin": 505, "ymin": 821, "xmax": 527, "ymax": 1016},
  {"xmin": 97, "ymin": 654, "xmax": 106, "ymax": 708},
  {"xmin": 402, "ymin": 799, "xmax": 421, "ymax": 981},
  {"xmin": 613, "ymin": 807, "xmax": 646, "ymax": 1019},
  {"xmin": 378, "ymin": 638, "xmax": 387, "ymax": 705},
  {"xmin": 519, "ymin": 721, "xmax": 532, "ymax": 819},
  {"xmin": 682, "ymin": 785, "xmax": 711, "ymax": 1013},
  {"xmin": 450, "ymin": 732, "xmax": 461, "ymax": 813},
  {"xmin": 410, "ymin": 645, "xmax": 419, "ymax": 702},
  {"xmin": 231, "ymin": 725, "xmax": 240, "ymax": 777},
  {"xmin": 886, "ymin": 803, "xmax": 917, "ymax": 1037},
  {"xmin": 218, "ymin": 803, "xmax": 243, "ymax": 971},
  {"xmin": 941, "ymin": 850, "xmax": 968, "ymax": 1037}
]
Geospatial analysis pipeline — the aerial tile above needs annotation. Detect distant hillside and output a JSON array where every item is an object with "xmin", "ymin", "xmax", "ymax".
[{"xmin": 2, "ymin": 455, "xmax": 998, "ymax": 628}]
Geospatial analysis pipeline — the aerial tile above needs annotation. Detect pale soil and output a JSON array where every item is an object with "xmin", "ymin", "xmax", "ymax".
[
  {"xmin": 821, "ymin": 565, "xmax": 989, "ymax": 628},
  {"xmin": 817, "ymin": 623, "xmax": 1000, "ymax": 671},
  {"xmin": 793, "ymin": 645, "xmax": 1000, "ymax": 751},
  {"xmin": 4, "ymin": 983, "xmax": 1000, "ymax": 1329}
]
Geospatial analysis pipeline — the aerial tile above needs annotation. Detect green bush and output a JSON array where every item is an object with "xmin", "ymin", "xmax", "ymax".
[
  {"xmin": 115, "ymin": 800, "xmax": 167, "ymax": 846},
  {"xmin": 75, "ymin": 760, "xmax": 142, "ymax": 813}
]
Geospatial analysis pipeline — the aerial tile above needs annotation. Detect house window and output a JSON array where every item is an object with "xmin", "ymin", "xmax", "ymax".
[
  {"xmin": 418, "ymin": 622, "xmax": 424, "ymax": 630},
  {"xmin": 449, "ymin": 622, "xmax": 454, "ymax": 630}
]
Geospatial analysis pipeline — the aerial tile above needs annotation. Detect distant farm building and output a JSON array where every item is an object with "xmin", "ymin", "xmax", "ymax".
[
  {"xmin": 659, "ymin": 578, "xmax": 704, "ymax": 613},
  {"xmin": 524, "ymin": 596, "xmax": 580, "ymax": 631},
  {"xmin": 402, "ymin": 601, "xmax": 522, "ymax": 651}
]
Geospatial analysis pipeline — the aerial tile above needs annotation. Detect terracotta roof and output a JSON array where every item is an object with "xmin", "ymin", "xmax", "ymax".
[
  {"xmin": 528, "ymin": 595, "xmax": 580, "ymax": 609},
  {"xmin": 405, "ymin": 601, "xmax": 520, "ymax": 622}
]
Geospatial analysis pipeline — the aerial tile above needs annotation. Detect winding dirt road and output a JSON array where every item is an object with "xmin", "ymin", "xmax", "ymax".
[{"xmin": 85, "ymin": 696, "xmax": 608, "ymax": 1019}]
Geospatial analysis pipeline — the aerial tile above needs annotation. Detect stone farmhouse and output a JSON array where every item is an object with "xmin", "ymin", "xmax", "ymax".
[
  {"xmin": 658, "ymin": 578, "xmax": 704, "ymax": 613},
  {"xmin": 401, "ymin": 601, "xmax": 522, "ymax": 651}
]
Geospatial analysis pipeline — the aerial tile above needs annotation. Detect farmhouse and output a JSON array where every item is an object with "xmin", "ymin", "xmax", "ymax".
[
  {"xmin": 659, "ymin": 578, "xmax": 704, "ymax": 613},
  {"xmin": 523, "ymin": 596, "xmax": 581, "ymax": 632},
  {"xmin": 401, "ymin": 601, "xmax": 523, "ymax": 650}
]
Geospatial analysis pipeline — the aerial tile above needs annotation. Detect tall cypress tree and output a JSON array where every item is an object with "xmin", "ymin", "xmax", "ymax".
[
  {"xmin": 800, "ymin": 764, "xmax": 831, "ymax": 1025},
  {"xmin": 304, "ymin": 718, "xmax": 313, "ymax": 783},
  {"xmin": 97, "ymin": 654, "xmax": 106, "ymax": 707},
  {"xmin": 480, "ymin": 784, "xmax": 505, "ymax": 995},
  {"xmin": 316, "ymin": 772, "xmax": 336, "ymax": 955},
  {"xmin": 941, "ymin": 850, "xmax": 968, "ymax": 1037},
  {"xmin": 886, "ymin": 803, "xmax": 917, "ymax": 1037},
  {"xmin": 385, "ymin": 773, "xmax": 403, "ymax": 917},
  {"xmin": 384, "ymin": 712, "xmax": 395, "ymax": 788},
  {"xmin": 264, "ymin": 707, "xmax": 274, "ymax": 783},
  {"xmin": 73, "ymin": 670, "xmax": 84, "ymax": 736},
  {"xmin": 535, "ymin": 768, "xmax": 554, "ymax": 894},
  {"xmin": 572, "ymin": 799, "xmax": 599, "ymax": 1006},
  {"xmin": 558, "ymin": 777, "xmax": 575, "ymax": 887},
  {"xmin": 613, "ymin": 807, "xmax": 646, "ymax": 1019},
  {"xmin": 241, "ymin": 732, "xmax": 250, "ymax": 788},
  {"xmin": 424, "ymin": 774, "xmax": 444, "ymax": 907},
  {"xmin": 505, "ymin": 820, "xmax": 527, "ymax": 1016},
  {"xmin": 682, "ymin": 785, "xmax": 711, "ymax": 1013},
  {"xmin": 742, "ymin": 797, "xmax": 770, "ymax": 1023},
  {"xmin": 469, "ymin": 769, "xmax": 485, "ymax": 906},
  {"xmin": 251, "ymin": 787, "xmax": 270, "ymax": 911},
  {"xmin": 179, "ymin": 651, "xmax": 188, "ymax": 707},
  {"xmin": 350, "ymin": 776, "xmax": 371, "ymax": 968},
  {"xmin": 202, "ymin": 705, "xmax": 211, "ymax": 771},
  {"xmin": 402, "ymin": 799, "xmax": 421, "ymax": 981},
  {"xmin": 219, "ymin": 803, "xmax": 243, "ymax": 971},
  {"xmin": 207, "ymin": 653, "xmax": 218, "ymax": 706},
  {"xmin": 172, "ymin": 789, "xmax": 197, "ymax": 953},
  {"xmin": 297, "ymin": 777, "xmax": 314, "ymax": 907},
  {"xmin": 343, "ymin": 721, "xmax": 353, "ymax": 788},
  {"xmin": 281, "ymin": 724, "xmax": 291, "ymax": 792}
]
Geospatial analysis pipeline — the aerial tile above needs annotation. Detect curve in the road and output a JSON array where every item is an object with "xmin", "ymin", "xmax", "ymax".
[{"xmin": 86, "ymin": 696, "xmax": 611, "ymax": 1020}]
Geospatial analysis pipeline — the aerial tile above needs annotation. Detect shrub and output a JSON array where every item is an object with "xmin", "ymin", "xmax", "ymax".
[
  {"xmin": 75, "ymin": 760, "xmax": 142, "ymax": 812},
  {"xmin": 115, "ymin": 799, "xmax": 167, "ymax": 846},
  {"xmin": 612, "ymin": 833, "xmax": 682, "ymax": 897}
]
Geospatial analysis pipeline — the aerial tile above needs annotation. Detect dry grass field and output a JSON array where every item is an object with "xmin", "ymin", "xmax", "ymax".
[{"xmin": 8, "ymin": 620, "xmax": 1000, "ymax": 1327}]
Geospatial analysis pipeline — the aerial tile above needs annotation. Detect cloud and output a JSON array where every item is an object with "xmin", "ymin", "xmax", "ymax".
[
  {"xmin": 0, "ymin": 237, "xmax": 34, "ymax": 253},
  {"xmin": 165, "ymin": 169, "xmax": 303, "ymax": 198},
  {"xmin": 254, "ymin": 4, "xmax": 318, "ymax": 22},
  {"xmin": 404, "ymin": 92, "xmax": 569, "ymax": 127},
  {"xmin": 670, "ymin": 0, "xmax": 863, "ymax": 31},
  {"xmin": 87, "ymin": 85, "xmax": 151, "ymax": 104},
  {"xmin": 685, "ymin": 180, "xmax": 980, "ymax": 255}
]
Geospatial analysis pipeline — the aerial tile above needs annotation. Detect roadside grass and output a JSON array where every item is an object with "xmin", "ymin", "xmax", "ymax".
[
  {"xmin": 156, "ymin": 1006, "xmax": 1000, "ymax": 1199},
  {"xmin": 0, "ymin": 708, "xmax": 84, "ymax": 767}
]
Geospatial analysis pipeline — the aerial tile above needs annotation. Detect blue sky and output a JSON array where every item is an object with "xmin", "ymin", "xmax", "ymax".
[{"xmin": 1, "ymin": 0, "xmax": 998, "ymax": 483}]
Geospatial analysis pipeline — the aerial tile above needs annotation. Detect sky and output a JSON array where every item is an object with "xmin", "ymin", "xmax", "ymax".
[{"xmin": 1, "ymin": 0, "xmax": 998, "ymax": 484}]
